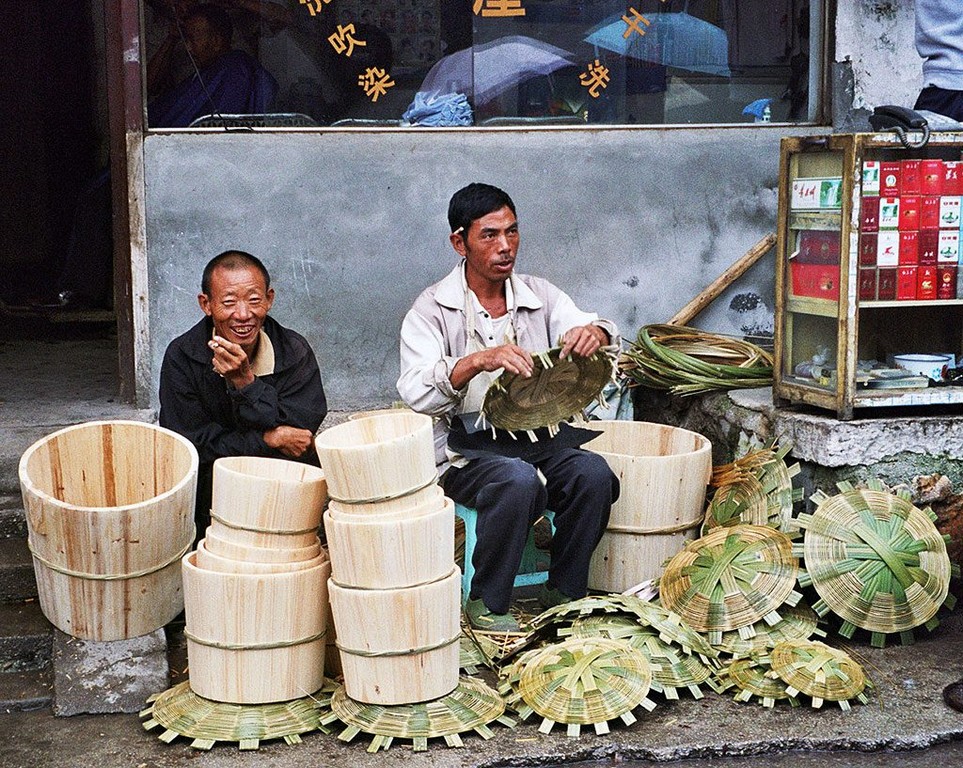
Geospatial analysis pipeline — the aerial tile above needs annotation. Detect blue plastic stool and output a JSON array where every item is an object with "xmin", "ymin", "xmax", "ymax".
[{"xmin": 454, "ymin": 503, "xmax": 555, "ymax": 605}]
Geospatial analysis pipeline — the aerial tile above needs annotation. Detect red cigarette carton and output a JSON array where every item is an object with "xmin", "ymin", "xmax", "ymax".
[
  {"xmin": 921, "ymin": 159, "xmax": 945, "ymax": 195},
  {"xmin": 901, "ymin": 159, "xmax": 922, "ymax": 194},
  {"xmin": 938, "ymin": 266, "xmax": 958, "ymax": 299},
  {"xmin": 899, "ymin": 231, "xmax": 919, "ymax": 264},
  {"xmin": 919, "ymin": 265, "xmax": 939, "ymax": 299},
  {"xmin": 945, "ymin": 161, "xmax": 963, "ymax": 195},
  {"xmin": 797, "ymin": 230, "xmax": 840, "ymax": 263},
  {"xmin": 921, "ymin": 195, "xmax": 941, "ymax": 229},
  {"xmin": 897, "ymin": 266, "xmax": 918, "ymax": 299},
  {"xmin": 859, "ymin": 233, "xmax": 878, "ymax": 265},
  {"xmin": 860, "ymin": 197, "xmax": 880, "ymax": 232},
  {"xmin": 881, "ymin": 162, "xmax": 901, "ymax": 196},
  {"xmin": 919, "ymin": 229, "xmax": 939, "ymax": 264},
  {"xmin": 858, "ymin": 268, "xmax": 877, "ymax": 300},
  {"xmin": 877, "ymin": 267, "xmax": 897, "ymax": 299},
  {"xmin": 898, "ymin": 195, "xmax": 920, "ymax": 230},
  {"xmin": 790, "ymin": 262, "xmax": 838, "ymax": 300}
]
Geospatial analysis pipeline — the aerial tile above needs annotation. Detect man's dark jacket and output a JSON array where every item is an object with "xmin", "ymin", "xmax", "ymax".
[{"xmin": 159, "ymin": 315, "xmax": 327, "ymax": 526}]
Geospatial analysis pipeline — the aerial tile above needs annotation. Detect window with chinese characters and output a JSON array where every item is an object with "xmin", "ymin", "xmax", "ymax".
[{"xmin": 142, "ymin": 0, "xmax": 822, "ymax": 128}]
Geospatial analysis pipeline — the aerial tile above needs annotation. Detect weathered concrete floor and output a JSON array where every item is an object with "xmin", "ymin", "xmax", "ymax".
[{"xmin": 1, "ymin": 608, "xmax": 962, "ymax": 768}]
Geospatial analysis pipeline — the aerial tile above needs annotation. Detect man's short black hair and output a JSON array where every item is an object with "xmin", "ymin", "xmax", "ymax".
[
  {"xmin": 201, "ymin": 250, "xmax": 270, "ymax": 295},
  {"xmin": 447, "ymin": 183, "xmax": 517, "ymax": 236},
  {"xmin": 187, "ymin": 3, "xmax": 233, "ymax": 45}
]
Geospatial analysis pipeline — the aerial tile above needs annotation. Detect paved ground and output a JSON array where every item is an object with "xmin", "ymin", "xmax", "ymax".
[
  {"xmin": 2, "ymin": 326, "xmax": 963, "ymax": 768},
  {"xmin": 1, "ymin": 607, "xmax": 962, "ymax": 768}
]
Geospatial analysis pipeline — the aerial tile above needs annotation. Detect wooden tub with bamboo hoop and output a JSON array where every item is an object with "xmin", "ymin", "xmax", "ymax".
[
  {"xmin": 195, "ymin": 537, "xmax": 328, "ymax": 574},
  {"xmin": 203, "ymin": 529, "xmax": 322, "ymax": 563},
  {"xmin": 182, "ymin": 551, "xmax": 330, "ymax": 704},
  {"xmin": 323, "ymin": 495, "xmax": 455, "ymax": 589},
  {"xmin": 584, "ymin": 420, "xmax": 711, "ymax": 593},
  {"xmin": 314, "ymin": 412, "xmax": 437, "ymax": 506},
  {"xmin": 208, "ymin": 457, "xmax": 326, "ymax": 550},
  {"xmin": 327, "ymin": 568, "xmax": 461, "ymax": 705},
  {"xmin": 18, "ymin": 420, "xmax": 197, "ymax": 641}
]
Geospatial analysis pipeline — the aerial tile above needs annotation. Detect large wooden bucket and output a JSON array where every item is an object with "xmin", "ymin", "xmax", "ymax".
[
  {"xmin": 195, "ymin": 538, "xmax": 327, "ymax": 574},
  {"xmin": 18, "ymin": 420, "xmax": 197, "ymax": 641},
  {"xmin": 328, "ymin": 569, "xmax": 460, "ymax": 705},
  {"xmin": 314, "ymin": 412, "xmax": 436, "ymax": 505},
  {"xmin": 324, "ymin": 496, "xmax": 455, "ymax": 589},
  {"xmin": 585, "ymin": 421, "xmax": 711, "ymax": 593},
  {"xmin": 182, "ymin": 551, "xmax": 330, "ymax": 704},
  {"xmin": 208, "ymin": 457, "xmax": 326, "ymax": 549}
]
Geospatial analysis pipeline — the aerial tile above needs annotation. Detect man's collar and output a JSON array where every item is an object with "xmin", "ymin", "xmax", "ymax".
[
  {"xmin": 248, "ymin": 330, "xmax": 275, "ymax": 376},
  {"xmin": 435, "ymin": 261, "xmax": 543, "ymax": 311}
]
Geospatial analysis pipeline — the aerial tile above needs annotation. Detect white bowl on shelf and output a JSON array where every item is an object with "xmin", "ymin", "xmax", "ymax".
[{"xmin": 893, "ymin": 353, "xmax": 955, "ymax": 382}]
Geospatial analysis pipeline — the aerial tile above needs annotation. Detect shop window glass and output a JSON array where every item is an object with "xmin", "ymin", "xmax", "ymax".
[{"xmin": 143, "ymin": 0, "xmax": 821, "ymax": 129}]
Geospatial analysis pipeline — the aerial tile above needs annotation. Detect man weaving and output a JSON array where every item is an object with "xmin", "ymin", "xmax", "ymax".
[
  {"xmin": 160, "ymin": 250, "xmax": 327, "ymax": 536},
  {"xmin": 397, "ymin": 183, "xmax": 620, "ymax": 632}
]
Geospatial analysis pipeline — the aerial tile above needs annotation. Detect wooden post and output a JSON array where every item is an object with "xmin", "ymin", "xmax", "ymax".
[{"xmin": 668, "ymin": 233, "xmax": 777, "ymax": 326}]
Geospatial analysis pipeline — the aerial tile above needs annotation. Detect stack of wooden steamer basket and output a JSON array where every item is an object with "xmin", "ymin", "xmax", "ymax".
[
  {"xmin": 316, "ymin": 410, "xmax": 460, "ymax": 706},
  {"xmin": 182, "ymin": 456, "xmax": 331, "ymax": 704}
]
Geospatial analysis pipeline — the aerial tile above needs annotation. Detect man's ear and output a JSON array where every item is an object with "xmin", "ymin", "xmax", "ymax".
[
  {"xmin": 264, "ymin": 287, "xmax": 275, "ymax": 312},
  {"xmin": 449, "ymin": 231, "xmax": 468, "ymax": 258},
  {"xmin": 198, "ymin": 293, "xmax": 212, "ymax": 316}
]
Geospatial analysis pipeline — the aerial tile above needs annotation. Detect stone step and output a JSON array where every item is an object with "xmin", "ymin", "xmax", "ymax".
[
  {"xmin": 0, "ymin": 538, "xmax": 37, "ymax": 602},
  {"xmin": 0, "ymin": 495, "xmax": 26, "ymax": 539},
  {"xmin": 0, "ymin": 666, "xmax": 53, "ymax": 713},
  {"xmin": 0, "ymin": 601, "xmax": 53, "ymax": 672}
]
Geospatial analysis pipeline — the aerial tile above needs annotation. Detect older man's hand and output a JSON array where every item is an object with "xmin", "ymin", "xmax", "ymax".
[
  {"xmin": 209, "ymin": 335, "xmax": 255, "ymax": 390},
  {"xmin": 560, "ymin": 324, "xmax": 609, "ymax": 359},
  {"xmin": 263, "ymin": 425, "xmax": 314, "ymax": 458}
]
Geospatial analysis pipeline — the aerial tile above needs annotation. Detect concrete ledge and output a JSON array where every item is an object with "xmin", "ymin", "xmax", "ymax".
[
  {"xmin": 52, "ymin": 630, "xmax": 169, "ymax": 716},
  {"xmin": 0, "ymin": 601, "xmax": 52, "ymax": 672},
  {"xmin": 0, "ymin": 538, "xmax": 37, "ymax": 602}
]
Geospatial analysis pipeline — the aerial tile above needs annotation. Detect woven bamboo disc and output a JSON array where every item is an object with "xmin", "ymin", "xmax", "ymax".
[
  {"xmin": 660, "ymin": 524, "xmax": 802, "ymax": 643},
  {"xmin": 720, "ymin": 657, "xmax": 798, "ymax": 708},
  {"xmin": 628, "ymin": 631, "xmax": 719, "ymax": 699},
  {"xmin": 704, "ymin": 476, "xmax": 769, "ymax": 531},
  {"xmin": 141, "ymin": 680, "xmax": 326, "ymax": 750},
  {"xmin": 480, "ymin": 346, "xmax": 615, "ymax": 432},
  {"xmin": 768, "ymin": 640, "xmax": 871, "ymax": 709},
  {"xmin": 459, "ymin": 634, "xmax": 499, "ymax": 674},
  {"xmin": 714, "ymin": 602, "xmax": 825, "ymax": 658},
  {"xmin": 530, "ymin": 594, "xmax": 717, "ymax": 659},
  {"xmin": 794, "ymin": 480, "xmax": 954, "ymax": 645},
  {"xmin": 510, "ymin": 637, "xmax": 656, "ymax": 737},
  {"xmin": 321, "ymin": 676, "xmax": 510, "ymax": 752}
]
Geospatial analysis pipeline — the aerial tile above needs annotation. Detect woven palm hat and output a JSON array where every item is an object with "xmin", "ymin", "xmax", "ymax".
[
  {"xmin": 141, "ymin": 681, "xmax": 324, "ymax": 750},
  {"xmin": 794, "ymin": 480, "xmax": 955, "ymax": 645},
  {"xmin": 507, "ymin": 636, "xmax": 656, "ymax": 737},
  {"xmin": 481, "ymin": 346, "xmax": 614, "ymax": 432},
  {"xmin": 660, "ymin": 524, "xmax": 802, "ymax": 643},
  {"xmin": 768, "ymin": 640, "xmax": 870, "ymax": 709},
  {"xmin": 322, "ymin": 677, "xmax": 510, "ymax": 752}
]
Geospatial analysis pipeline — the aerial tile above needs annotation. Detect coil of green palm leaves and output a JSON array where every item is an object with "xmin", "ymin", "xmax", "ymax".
[{"xmin": 619, "ymin": 324, "xmax": 774, "ymax": 396}]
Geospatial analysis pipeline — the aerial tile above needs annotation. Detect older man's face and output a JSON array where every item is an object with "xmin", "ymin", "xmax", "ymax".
[{"xmin": 198, "ymin": 265, "xmax": 274, "ymax": 356}]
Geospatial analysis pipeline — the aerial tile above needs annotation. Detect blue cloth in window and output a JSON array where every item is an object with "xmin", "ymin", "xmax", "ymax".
[{"xmin": 401, "ymin": 92, "xmax": 473, "ymax": 127}]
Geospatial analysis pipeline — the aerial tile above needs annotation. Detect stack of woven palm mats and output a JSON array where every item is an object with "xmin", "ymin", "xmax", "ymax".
[
  {"xmin": 716, "ymin": 640, "xmax": 872, "ymax": 710},
  {"xmin": 495, "ymin": 595, "xmax": 720, "ymax": 737},
  {"xmin": 791, "ymin": 480, "xmax": 959, "ymax": 647},
  {"xmin": 703, "ymin": 441, "xmax": 802, "ymax": 535}
]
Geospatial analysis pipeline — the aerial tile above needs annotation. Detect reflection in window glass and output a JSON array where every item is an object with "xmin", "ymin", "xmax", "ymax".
[{"xmin": 142, "ymin": 0, "xmax": 821, "ymax": 129}]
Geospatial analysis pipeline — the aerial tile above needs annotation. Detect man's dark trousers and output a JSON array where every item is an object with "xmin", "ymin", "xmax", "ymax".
[{"xmin": 441, "ymin": 448, "xmax": 618, "ymax": 614}]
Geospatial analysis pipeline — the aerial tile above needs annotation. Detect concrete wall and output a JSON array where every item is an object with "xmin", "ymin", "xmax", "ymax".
[{"xmin": 142, "ymin": 1, "xmax": 929, "ymax": 413}]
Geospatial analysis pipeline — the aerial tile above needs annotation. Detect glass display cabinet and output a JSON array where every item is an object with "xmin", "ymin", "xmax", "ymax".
[{"xmin": 774, "ymin": 132, "xmax": 963, "ymax": 419}]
